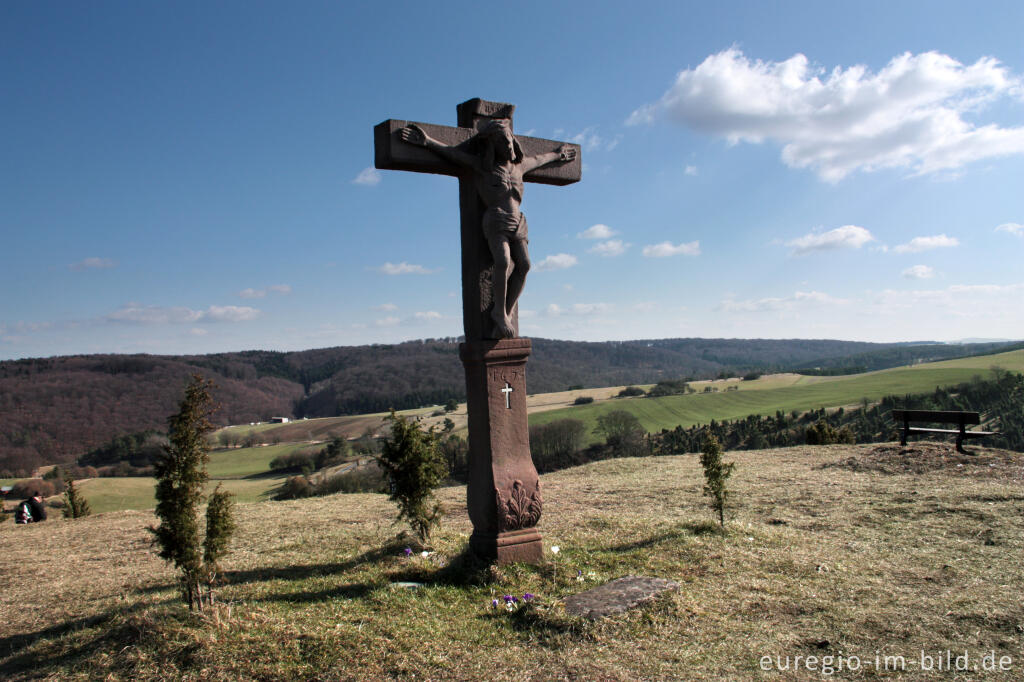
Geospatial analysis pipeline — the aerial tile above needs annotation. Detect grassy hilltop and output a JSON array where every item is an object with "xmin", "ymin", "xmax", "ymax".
[{"xmin": 1, "ymin": 443, "xmax": 1021, "ymax": 680}]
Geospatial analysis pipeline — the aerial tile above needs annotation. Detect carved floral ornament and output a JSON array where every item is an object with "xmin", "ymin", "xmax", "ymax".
[{"xmin": 496, "ymin": 479, "xmax": 542, "ymax": 531}]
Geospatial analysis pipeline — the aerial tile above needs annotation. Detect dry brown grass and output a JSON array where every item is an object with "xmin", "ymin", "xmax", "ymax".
[{"xmin": 2, "ymin": 443, "xmax": 1022, "ymax": 680}]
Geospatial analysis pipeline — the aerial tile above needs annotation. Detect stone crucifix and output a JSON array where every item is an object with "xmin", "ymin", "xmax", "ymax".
[{"xmin": 374, "ymin": 99, "xmax": 581, "ymax": 563}]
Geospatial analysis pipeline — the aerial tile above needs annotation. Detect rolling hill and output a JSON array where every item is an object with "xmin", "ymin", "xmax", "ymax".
[{"xmin": 1, "ymin": 338, "xmax": 1018, "ymax": 476}]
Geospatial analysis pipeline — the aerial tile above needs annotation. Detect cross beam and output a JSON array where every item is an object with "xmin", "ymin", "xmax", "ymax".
[{"xmin": 374, "ymin": 98, "xmax": 580, "ymax": 341}]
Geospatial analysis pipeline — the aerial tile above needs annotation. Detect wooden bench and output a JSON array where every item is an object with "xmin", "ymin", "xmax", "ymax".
[{"xmin": 892, "ymin": 409, "xmax": 997, "ymax": 454}]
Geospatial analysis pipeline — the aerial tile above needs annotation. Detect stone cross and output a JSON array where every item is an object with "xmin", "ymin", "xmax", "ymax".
[{"xmin": 374, "ymin": 99, "xmax": 581, "ymax": 563}]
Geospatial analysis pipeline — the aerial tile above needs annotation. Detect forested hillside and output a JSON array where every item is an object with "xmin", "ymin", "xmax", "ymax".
[{"xmin": 0, "ymin": 337, "xmax": 1015, "ymax": 475}]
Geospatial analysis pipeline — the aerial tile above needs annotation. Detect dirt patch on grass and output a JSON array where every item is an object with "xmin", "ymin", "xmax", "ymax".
[{"xmin": 820, "ymin": 442, "xmax": 1023, "ymax": 478}]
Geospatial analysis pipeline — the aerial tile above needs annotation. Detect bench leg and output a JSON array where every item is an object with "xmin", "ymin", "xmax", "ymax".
[
  {"xmin": 901, "ymin": 419, "xmax": 908, "ymax": 446},
  {"xmin": 956, "ymin": 426, "xmax": 966, "ymax": 454}
]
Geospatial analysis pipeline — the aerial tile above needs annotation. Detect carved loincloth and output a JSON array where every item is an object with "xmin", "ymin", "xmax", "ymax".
[{"xmin": 483, "ymin": 208, "xmax": 528, "ymax": 243}]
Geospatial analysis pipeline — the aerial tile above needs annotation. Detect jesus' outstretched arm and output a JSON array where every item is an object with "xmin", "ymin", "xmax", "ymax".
[
  {"xmin": 520, "ymin": 144, "xmax": 576, "ymax": 174},
  {"xmin": 400, "ymin": 124, "xmax": 481, "ymax": 172}
]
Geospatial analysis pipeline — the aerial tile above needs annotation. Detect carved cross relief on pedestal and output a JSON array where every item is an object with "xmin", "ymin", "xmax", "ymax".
[{"xmin": 501, "ymin": 382, "xmax": 513, "ymax": 409}]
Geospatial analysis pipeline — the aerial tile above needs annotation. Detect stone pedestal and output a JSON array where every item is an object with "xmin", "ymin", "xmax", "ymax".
[{"xmin": 460, "ymin": 338, "xmax": 542, "ymax": 564}]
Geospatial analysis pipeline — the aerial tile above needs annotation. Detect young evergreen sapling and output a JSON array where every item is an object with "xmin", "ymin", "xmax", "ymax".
[
  {"xmin": 62, "ymin": 478, "xmax": 92, "ymax": 518},
  {"xmin": 377, "ymin": 409, "xmax": 447, "ymax": 543},
  {"xmin": 149, "ymin": 374, "xmax": 234, "ymax": 610},
  {"xmin": 699, "ymin": 435, "xmax": 734, "ymax": 528}
]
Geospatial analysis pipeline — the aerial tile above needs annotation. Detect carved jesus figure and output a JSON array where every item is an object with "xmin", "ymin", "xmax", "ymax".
[{"xmin": 401, "ymin": 120, "xmax": 576, "ymax": 338}]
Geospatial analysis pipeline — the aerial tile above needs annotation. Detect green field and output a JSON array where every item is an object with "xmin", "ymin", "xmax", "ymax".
[
  {"xmin": 75, "ymin": 444, "xmax": 308, "ymax": 514},
  {"xmin": 530, "ymin": 349, "xmax": 1024, "ymax": 444},
  {"xmin": 206, "ymin": 442, "xmax": 314, "ymax": 478}
]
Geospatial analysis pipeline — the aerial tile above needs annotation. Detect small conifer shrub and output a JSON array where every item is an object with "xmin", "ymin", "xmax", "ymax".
[
  {"xmin": 377, "ymin": 410, "xmax": 448, "ymax": 543},
  {"xmin": 149, "ymin": 375, "xmax": 235, "ymax": 610},
  {"xmin": 699, "ymin": 435, "xmax": 735, "ymax": 528},
  {"xmin": 62, "ymin": 479, "xmax": 92, "ymax": 518},
  {"xmin": 202, "ymin": 484, "xmax": 235, "ymax": 601}
]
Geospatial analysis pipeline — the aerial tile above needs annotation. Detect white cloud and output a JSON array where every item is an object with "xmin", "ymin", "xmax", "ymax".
[
  {"xmin": 787, "ymin": 225, "xmax": 873, "ymax": 254},
  {"xmin": 534, "ymin": 253, "xmax": 578, "ymax": 271},
  {"xmin": 376, "ymin": 262, "xmax": 436, "ymax": 275},
  {"xmin": 578, "ymin": 224, "xmax": 617, "ymax": 239},
  {"xmin": 190, "ymin": 328, "xmax": 208, "ymax": 336},
  {"xmin": 996, "ymin": 222, "xmax": 1024, "ymax": 236},
  {"xmin": 629, "ymin": 48, "xmax": 1024, "ymax": 182},
  {"xmin": 570, "ymin": 127, "xmax": 604, "ymax": 152},
  {"xmin": 872, "ymin": 283, "xmax": 1024, "ymax": 314},
  {"xmin": 568, "ymin": 127, "xmax": 620, "ymax": 153},
  {"xmin": 374, "ymin": 316, "xmax": 400, "ymax": 327},
  {"xmin": 902, "ymin": 265, "xmax": 936, "ymax": 279},
  {"xmin": 70, "ymin": 257, "xmax": 115, "ymax": 271},
  {"xmin": 353, "ymin": 167, "xmax": 382, "ymax": 186},
  {"xmin": 720, "ymin": 290, "xmax": 850, "ymax": 313},
  {"xmin": 239, "ymin": 284, "xmax": 292, "ymax": 298},
  {"xmin": 373, "ymin": 303, "xmax": 398, "ymax": 311},
  {"xmin": 892, "ymin": 234, "xmax": 959, "ymax": 253},
  {"xmin": 414, "ymin": 311, "xmax": 442, "ymax": 321},
  {"xmin": 545, "ymin": 302, "xmax": 612, "ymax": 316},
  {"xmin": 106, "ymin": 303, "xmax": 259, "ymax": 324},
  {"xmin": 642, "ymin": 240, "xmax": 701, "ymax": 257},
  {"xmin": 588, "ymin": 239, "xmax": 629, "ymax": 256},
  {"xmin": 684, "ymin": 165, "xmax": 698, "ymax": 176},
  {"xmin": 204, "ymin": 306, "xmax": 261, "ymax": 322}
]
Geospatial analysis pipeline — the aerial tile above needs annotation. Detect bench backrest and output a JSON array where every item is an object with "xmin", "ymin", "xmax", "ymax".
[{"xmin": 891, "ymin": 409, "xmax": 980, "ymax": 425}]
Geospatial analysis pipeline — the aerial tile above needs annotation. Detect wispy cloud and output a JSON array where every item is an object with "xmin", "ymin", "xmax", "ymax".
[
  {"xmin": 353, "ymin": 167, "xmax": 382, "ymax": 186},
  {"xmin": 642, "ymin": 241, "xmax": 701, "ymax": 257},
  {"xmin": 534, "ymin": 253, "xmax": 578, "ymax": 271},
  {"xmin": 373, "ymin": 303, "xmax": 398, "ymax": 311},
  {"xmin": 413, "ymin": 311, "xmax": 442, "ymax": 321},
  {"xmin": 70, "ymin": 257, "xmax": 115, "ymax": 271},
  {"xmin": 684, "ymin": 165, "xmax": 698, "ymax": 176},
  {"xmin": 872, "ymin": 283, "xmax": 1024, "ymax": 313},
  {"xmin": 568, "ymin": 127, "xmax": 620, "ymax": 153},
  {"xmin": 996, "ymin": 222, "xmax": 1023, "ymax": 237},
  {"xmin": 578, "ymin": 224, "xmax": 617, "ymax": 240},
  {"xmin": 892, "ymin": 234, "xmax": 959, "ymax": 253},
  {"xmin": 106, "ymin": 303, "xmax": 260, "ymax": 324},
  {"xmin": 238, "ymin": 284, "xmax": 292, "ymax": 299},
  {"xmin": 787, "ymin": 225, "xmax": 873, "ymax": 255},
  {"xmin": 545, "ymin": 302, "xmax": 612, "ymax": 316},
  {"xmin": 720, "ymin": 290, "xmax": 850, "ymax": 313},
  {"xmin": 588, "ymin": 239, "xmax": 629, "ymax": 256},
  {"xmin": 629, "ymin": 48, "xmax": 1024, "ymax": 182},
  {"xmin": 375, "ymin": 262, "xmax": 436, "ymax": 275},
  {"xmin": 902, "ymin": 265, "xmax": 936, "ymax": 279}
]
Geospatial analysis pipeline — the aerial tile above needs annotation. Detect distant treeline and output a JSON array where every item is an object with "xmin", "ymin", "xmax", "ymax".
[{"xmin": 2, "ymin": 337, "xmax": 1019, "ymax": 476}]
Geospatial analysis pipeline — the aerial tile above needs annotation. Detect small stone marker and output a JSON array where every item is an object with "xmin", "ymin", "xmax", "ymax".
[{"xmin": 564, "ymin": 576, "xmax": 679, "ymax": 619}]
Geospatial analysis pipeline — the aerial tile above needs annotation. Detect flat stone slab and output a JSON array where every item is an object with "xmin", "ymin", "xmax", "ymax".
[{"xmin": 564, "ymin": 575, "xmax": 679, "ymax": 619}]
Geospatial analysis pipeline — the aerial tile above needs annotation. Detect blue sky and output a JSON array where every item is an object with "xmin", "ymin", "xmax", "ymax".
[{"xmin": 2, "ymin": 1, "xmax": 1023, "ymax": 360}]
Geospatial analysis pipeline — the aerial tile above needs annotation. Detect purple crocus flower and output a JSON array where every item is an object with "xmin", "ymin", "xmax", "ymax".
[
  {"xmin": 522, "ymin": 593, "xmax": 534, "ymax": 601},
  {"xmin": 403, "ymin": 547, "xmax": 413, "ymax": 557},
  {"xmin": 503, "ymin": 594, "xmax": 518, "ymax": 603},
  {"xmin": 491, "ymin": 599, "xmax": 499, "ymax": 608}
]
